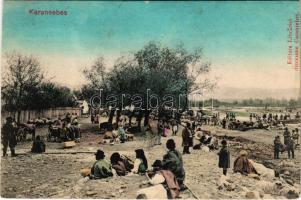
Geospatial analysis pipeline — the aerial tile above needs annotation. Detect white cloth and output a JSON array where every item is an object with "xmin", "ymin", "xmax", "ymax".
[
  {"xmin": 149, "ymin": 174, "xmax": 165, "ymax": 185},
  {"xmin": 132, "ymin": 159, "xmax": 142, "ymax": 173},
  {"xmin": 209, "ymin": 136, "xmax": 216, "ymax": 145},
  {"xmin": 136, "ymin": 184, "xmax": 168, "ymax": 199},
  {"xmin": 201, "ymin": 146, "xmax": 210, "ymax": 152}
]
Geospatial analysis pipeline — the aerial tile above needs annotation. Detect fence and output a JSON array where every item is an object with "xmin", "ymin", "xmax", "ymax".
[{"xmin": 1, "ymin": 107, "xmax": 82, "ymax": 123}]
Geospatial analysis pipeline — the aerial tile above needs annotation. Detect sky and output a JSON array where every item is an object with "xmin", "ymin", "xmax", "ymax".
[{"xmin": 2, "ymin": 1, "xmax": 300, "ymax": 94}]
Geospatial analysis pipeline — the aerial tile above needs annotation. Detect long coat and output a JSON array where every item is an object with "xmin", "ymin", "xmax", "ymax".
[
  {"xmin": 1, "ymin": 122, "xmax": 17, "ymax": 147},
  {"xmin": 182, "ymin": 127, "xmax": 191, "ymax": 147},
  {"xmin": 218, "ymin": 146, "xmax": 230, "ymax": 169},
  {"xmin": 274, "ymin": 138, "xmax": 282, "ymax": 151},
  {"xmin": 162, "ymin": 149, "xmax": 185, "ymax": 184}
]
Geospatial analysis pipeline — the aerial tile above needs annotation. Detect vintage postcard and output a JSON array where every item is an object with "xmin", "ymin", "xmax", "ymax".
[{"xmin": 1, "ymin": 1, "xmax": 300, "ymax": 199}]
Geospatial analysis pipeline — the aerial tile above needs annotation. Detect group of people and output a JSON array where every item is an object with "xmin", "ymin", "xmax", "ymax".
[
  {"xmin": 218, "ymin": 140, "xmax": 261, "ymax": 177},
  {"xmin": 2, "ymin": 112, "xmax": 82, "ymax": 157},
  {"xmin": 274, "ymin": 127, "xmax": 299, "ymax": 159},
  {"xmin": 90, "ymin": 138, "xmax": 186, "ymax": 198},
  {"xmin": 155, "ymin": 119, "xmax": 179, "ymax": 145},
  {"xmin": 182, "ymin": 121, "xmax": 219, "ymax": 154},
  {"xmin": 102, "ymin": 119, "xmax": 136, "ymax": 144},
  {"xmin": 90, "ymin": 121, "xmax": 265, "ymax": 198},
  {"xmin": 226, "ymin": 112, "xmax": 236, "ymax": 120},
  {"xmin": 250, "ymin": 112, "xmax": 299, "ymax": 127},
  {"xmin": 90, "ymin": 148, "xmax": 148, "ymax": 179},
  {"xmin": 48, "ymin": 113, "xmax": 81, "ymax": 143}
]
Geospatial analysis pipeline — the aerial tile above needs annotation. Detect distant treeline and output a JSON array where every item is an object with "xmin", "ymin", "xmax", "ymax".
[{"xmin": 191, "ymin": 97, "xmax": 301, "ymax": 108}]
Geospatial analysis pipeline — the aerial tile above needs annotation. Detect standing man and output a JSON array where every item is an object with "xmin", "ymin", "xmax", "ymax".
[
  {"xmin": 172, "ymin": 119, "xmax": 178, "ymax": 136},
  {"xmin": 91, "ymin": 113, "xmax": 95, "ymax": 124},
  {"xmin": 222, "ymin": 118, "xmax": 227, "ymax": 129},
  {"xmin": 182, "ymin": 123, "xmax": 191, "ymax": 154},
  {"xmin": 2, "ymin": 117, "xmax": 17, "ymax": 157},
  {"xmin": 273, "ymin": 136, "xmax": 281, "ymax": 159},
  {"xmin": 287, "ymin": 137, "xmax": 295, "ymax": 159},
  {"xmin": 292, "ymin": 128, "xmax": 299, "ymax": 146},
  {"xmin": 283, "ymin": 127, "xmax": 291, "ymax": 146}
]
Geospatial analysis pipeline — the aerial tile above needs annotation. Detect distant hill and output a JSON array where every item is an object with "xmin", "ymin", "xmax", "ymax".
[{"xmin": 213, "ymin": 87, "xmax": 300, "ymax": 100}]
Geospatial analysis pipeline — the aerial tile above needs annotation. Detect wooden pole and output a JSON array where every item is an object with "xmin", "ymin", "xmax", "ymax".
[{"xmin": 184, "ymin": 183, "xmax": 200, "ymax": 200}]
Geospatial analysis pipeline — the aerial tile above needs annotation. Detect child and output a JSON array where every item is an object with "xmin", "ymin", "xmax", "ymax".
[
  {"xmin": 31, "ymin": 135, "xmax": 46, "ymax": 153},
  {"xmin": 218, "ymin": 140, "xmax": 230, "ymax": 176}
]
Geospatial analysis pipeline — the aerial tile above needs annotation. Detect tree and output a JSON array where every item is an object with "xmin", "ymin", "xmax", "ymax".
[
  {"xmin": 83, "ymin": 57, "xmax": 108, "ymax": 90},
  {"xmin": 2, "ymin": 52, "xmax": 44, "ymax": 122},
  {"xmin": 83, "ymin": 42, "xmax": 214, "ymax": 127}
]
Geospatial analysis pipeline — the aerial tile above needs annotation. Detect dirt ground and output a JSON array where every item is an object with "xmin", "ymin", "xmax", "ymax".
[{"xmin": 1, "ymin": 116, "xmax": 300, "ymax": 199}]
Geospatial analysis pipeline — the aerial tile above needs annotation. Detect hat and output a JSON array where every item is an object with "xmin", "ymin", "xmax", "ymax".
[
  {"xmin": 95, "ymin": 149, "xmax": 105, "ymax": 158},
  {"xmin": 239, "ymin": 150, "xmax": 248, "ymax": 156}
]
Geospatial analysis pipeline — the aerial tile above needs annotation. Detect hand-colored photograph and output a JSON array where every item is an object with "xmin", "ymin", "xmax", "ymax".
[{"xmin": 1, "ymin": 1, "xmax": 300, "ymax": 199}]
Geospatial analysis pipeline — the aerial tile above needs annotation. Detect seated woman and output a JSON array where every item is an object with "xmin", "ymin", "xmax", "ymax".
[
  {"xmin": 233, "ymin": 150, "xmax": 258, "ymax": 175},
  {"xmin": 90, "ymin": 150, "xmax": 113, "ymax": 179},
  {"xmin": 110, "ymin": 152, "xmax": 127, "ymax": 176},
  {"xmin": 150, "ymin": 160, "xmax": 180, "ymax": 198},
  {"xmin": 132, "ymin": 149, "xmax": 148, "ymax": 174},
  {"xmin": 31, "ymin": 135, "xmax": 46, "ymax": 153},
  {"xmin": 136, "ymin": 160, "xmax": 180, "ymax": 199}
]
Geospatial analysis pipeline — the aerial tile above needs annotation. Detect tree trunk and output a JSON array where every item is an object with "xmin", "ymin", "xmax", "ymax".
[
  {"xmin": 137, "ymin": 111, "xmax": 143, "ymax": 128},
  {"xmin": 108, "ymin": 109, "xmax": 115, "ymax": 125},
  {"xmin": 144, "ymin": 110, "xmax": 151, "ymax": 127},
  {"xmin": 116, "ymin": 109, "xmax": 121, "ymax": 125},
  {"xmin": 129, "ymin": 112, "xmax": 133, "ymax": 127},
  {"xmin": 17, "ymin": 110, "xmax": 21, "ymax": 124}
]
